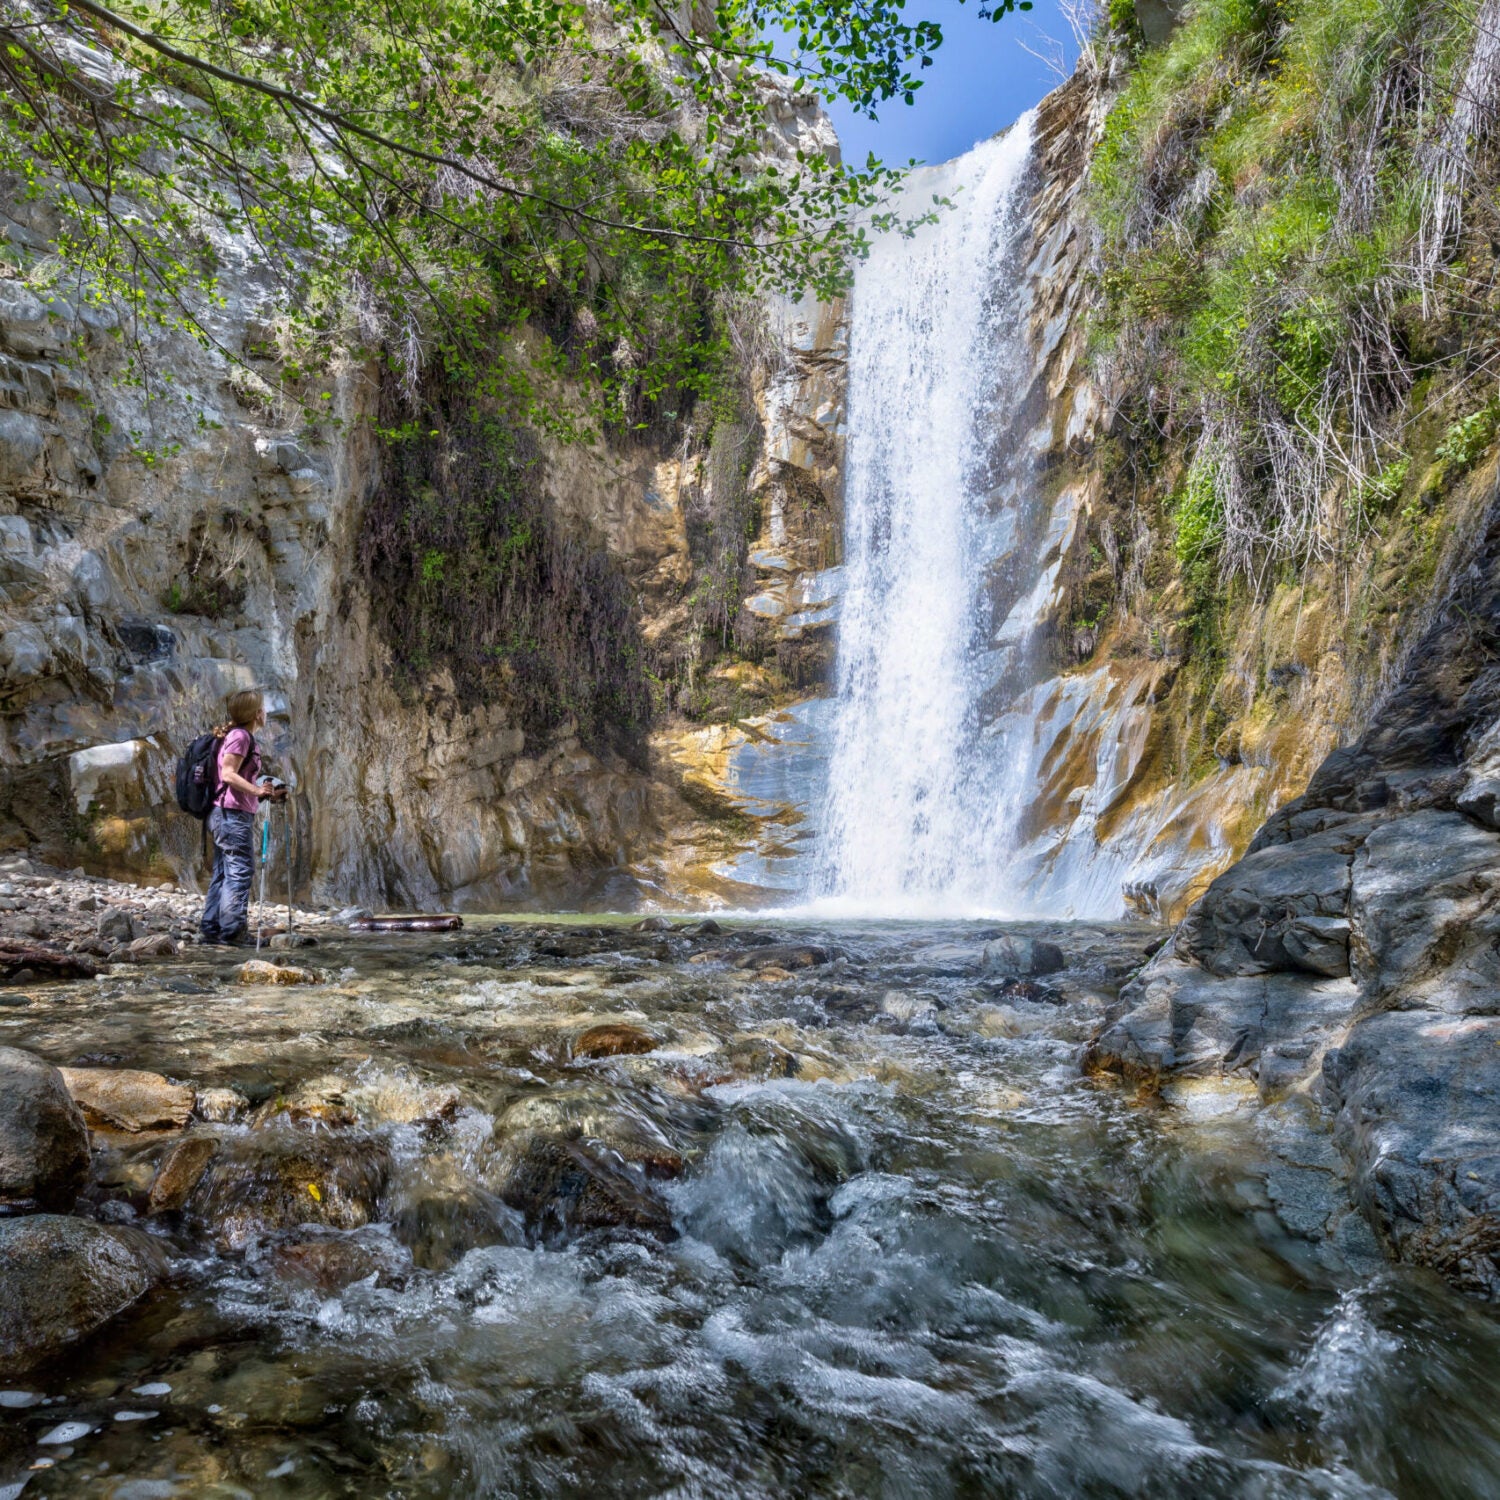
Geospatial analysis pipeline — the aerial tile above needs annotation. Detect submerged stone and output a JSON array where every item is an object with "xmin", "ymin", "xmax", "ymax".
[
  {"xmin": 572, "ymin": 1023, "xmax": 657, "ymax": 1059},
  {"xmin": 190, "ymin": 1132, "xmax": 392, "ymax": 1251},
  {"xmin": 496, "ymin": 1133, "xmax": 675, "ymax": 1244}
]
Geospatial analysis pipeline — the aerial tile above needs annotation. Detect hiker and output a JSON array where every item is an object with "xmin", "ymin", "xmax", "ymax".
[{"xmin": 199, "ymin": 689, "xmax": 286, "ymax": 946}]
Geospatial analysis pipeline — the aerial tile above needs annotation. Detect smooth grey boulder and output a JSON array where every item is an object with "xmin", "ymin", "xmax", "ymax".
[
  {"xmin": 1089, "ymin": 954, "xmax": 1359, "ymax": 1098},
  {"xmin": 1457, "ymin": 774, "xmax": 1500, "ymax": 830},
  {"xmin": 0, "ymin": 1215, "xmax": 167, "ymax": 1371},
  {"xmin": 0, "ymin": 1046, "xmax": 91, "ymax": 1211},
  {"xmin": 1280, "ymin": 914, "xmax": 1352, "ymax": 978}
]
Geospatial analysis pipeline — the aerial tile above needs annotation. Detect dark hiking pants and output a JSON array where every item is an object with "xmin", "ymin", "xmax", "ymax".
[{"xmin": 201, "ymin": 806, "xmax": 255, "ymax": 941}]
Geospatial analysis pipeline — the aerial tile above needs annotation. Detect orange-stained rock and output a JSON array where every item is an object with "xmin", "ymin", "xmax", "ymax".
[
  {"xmin": 572, "ymin": 1024, "xmax": 657, "ymax": 1059},
  {"xmin": 148, "ymin": 1134, "xmax": 219, "ymax": 1213},
  {"xmin": 60, "ymin": 1066, "xmax": 194, "ymax": 1133}
]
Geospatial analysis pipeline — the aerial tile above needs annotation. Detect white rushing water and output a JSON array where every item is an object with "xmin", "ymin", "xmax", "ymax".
[{"xmin": 810, "ymin": 114, "xmax": 1054, "ymax": 917}]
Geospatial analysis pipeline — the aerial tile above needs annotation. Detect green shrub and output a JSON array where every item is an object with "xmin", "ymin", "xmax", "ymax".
[
  {"xmin": 1435, "ymin": 401, "xmax": 1500, "ymax": 476},
  {"xmin": 1086, "ymin": 0, "xmax": 1483, "ymax": 581},
  {"xmin": 1173, "ymin": 459, "xmax": 1223, "ymax": 565}
]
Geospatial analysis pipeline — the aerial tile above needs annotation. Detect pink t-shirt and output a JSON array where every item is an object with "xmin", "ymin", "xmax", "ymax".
[{"xmin": 216, "ymin": 728, "xmax": 261, "ymax": 814}]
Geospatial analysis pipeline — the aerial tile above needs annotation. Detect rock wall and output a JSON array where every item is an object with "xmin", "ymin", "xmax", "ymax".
[
  {"xmin": 1089, "ymin": 464, "xmax": 1500, "ymax": 1299},
  {"xmin": 0, "ymin": 83, "xmax": 847, "ymax": 911}
]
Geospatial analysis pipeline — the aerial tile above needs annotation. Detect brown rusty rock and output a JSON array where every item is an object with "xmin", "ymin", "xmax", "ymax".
[
  {"xmin": 572, "ymin": 1024, "xmax": 657, "ymax": 1060},
  {"xmin": 236, "ymin": 960, "xmax": 323, "ymax": 986},
  {"xmin": 731, "ymin": 944, "xmax": 834, "ymax": 972},
  {"xmin": 60, "ymin": 1067, "xmax": 195, "ymax": 1133},
  {"xmin": 148, "ymin": 1134, "xmax": 220, "ymax": 1213}
]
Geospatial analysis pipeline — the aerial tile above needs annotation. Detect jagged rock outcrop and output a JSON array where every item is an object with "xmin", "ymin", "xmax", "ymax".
[{"xmin": 1091, "ymin": 477, "xmax": 1500, "ymax": 1297}]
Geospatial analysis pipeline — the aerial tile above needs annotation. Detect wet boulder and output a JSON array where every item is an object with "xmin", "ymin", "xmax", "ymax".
[
  {"xmin": 0, "ymin": 1046, "xmax": 91, "ymax": 1211},
  {"xmin": 0, "ymin": 1215, "xmax": 166, "ymax": 1372},
  {"xmin": 251, "ymin": 1071, "xmax": 463, "ymax": 1129},
  {"xmin": 497, "ymin": 1093, "xmax": 685, "ymax": 1179},
  {"xmin": 189, "ymin": 1131, "xmax": 391, "ymax": 1251},
  {"xmin": 60, "ymin": 1067, "xmax": 195, "ymax": 1133},
  {"xmin": 495, "ymin": 1133, "xmax": 675, "ymax": 1244},
  {"xmin": 723, "ymin": 1035, "xmax": 799, "ymax": 1080},
  {"xmin": 1088, "ymin": 955, "xmax": 1362, "ymax": 1098},
  {"xmin": 732, "ymin": 944, "xmax": 834, "ymax": 972},
  {"xmin": 147, "ymin": 1135, "xmax": 220, "ymax": 1213},
  {"xmin": 572, "ymin": 1023, "xmax": 657, "ymax": 1060},
  {"xmin": 981, "ymin": 936, "xmax": 1065, "ymax": 980}
]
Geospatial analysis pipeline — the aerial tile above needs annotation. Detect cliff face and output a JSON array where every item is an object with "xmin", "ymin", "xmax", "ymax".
[
  {"xmin": 0, "ymin": 82, "xmax": 846, "ymax": 910},
  {"xmin": 965, "ymin": 29, "xmax": 1500, "ymax": 926}
]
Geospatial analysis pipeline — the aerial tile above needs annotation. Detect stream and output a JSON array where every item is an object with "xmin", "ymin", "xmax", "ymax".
[{"xmin": 2, "ymin": 918, "xmax": 1499, "ymax": 1498}]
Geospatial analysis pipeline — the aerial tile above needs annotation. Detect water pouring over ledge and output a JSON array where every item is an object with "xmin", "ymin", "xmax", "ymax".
[
  {"xmin": 725, "ymin": 111, "xmax": 1259, "ymax": 923},
  {"xmin": 810, "ymin": 112, "xmax": 1063, "ymax": 918}
]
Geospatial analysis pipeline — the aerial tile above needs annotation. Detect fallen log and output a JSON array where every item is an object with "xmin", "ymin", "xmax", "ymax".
[{"xmin": 0, "ymin": 942, "xmax": 99, "ymax": 983}]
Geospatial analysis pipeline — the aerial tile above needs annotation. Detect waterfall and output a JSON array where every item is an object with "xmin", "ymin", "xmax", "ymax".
[{"xmin": 811, "ymin": 114, "xmax": 1052, "ymax": 917}]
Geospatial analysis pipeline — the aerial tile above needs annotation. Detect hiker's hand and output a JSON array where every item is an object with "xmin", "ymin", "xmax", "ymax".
[{"xmin": 259, "ymin": 780, "xmax": 288, "ymax": 802}]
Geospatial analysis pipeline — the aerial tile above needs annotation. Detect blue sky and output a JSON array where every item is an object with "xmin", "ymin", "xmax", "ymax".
[{"xmin": 821, "ymin": 0, "xmax": 1081, "ymax": 167}]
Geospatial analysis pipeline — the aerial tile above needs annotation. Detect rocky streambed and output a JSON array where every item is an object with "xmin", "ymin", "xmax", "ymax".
[{"xmin": 1, "ymin": 916, "xmax": 1498, "ymax": 1498}]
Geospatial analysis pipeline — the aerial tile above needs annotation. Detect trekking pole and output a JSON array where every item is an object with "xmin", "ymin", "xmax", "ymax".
[
  {"xmin": 257, "ymin": 810, "xmax": 270, "ymax": 951},
  {"xmin": 283, "ymin": 798, "xmax": 294, "ymax": 938}
]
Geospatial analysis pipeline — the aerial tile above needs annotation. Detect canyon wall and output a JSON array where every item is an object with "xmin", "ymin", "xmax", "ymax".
[{"xmin": 0, "ymin": 79, "xmax": 846, "ymax": 910}]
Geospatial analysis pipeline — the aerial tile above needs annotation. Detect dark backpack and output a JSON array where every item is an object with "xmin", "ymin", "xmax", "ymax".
[
  {"xmin": 175, "ymin": 731, "xmax": 224, "ymax": 820},
  {"xmin": 176, "ymin": 726, "xmax": 255, "ymax": 813}
]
